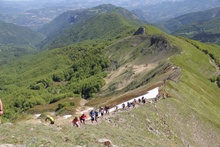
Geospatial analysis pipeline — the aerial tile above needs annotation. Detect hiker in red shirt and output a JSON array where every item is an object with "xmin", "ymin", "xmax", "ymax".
[
  {"xmin": 72, "ymin": 117, "xmax": 80, "ymax": 127},
  {"xmin": 80, "ymin": 114, "xmax": 87, "ymax": 125}
]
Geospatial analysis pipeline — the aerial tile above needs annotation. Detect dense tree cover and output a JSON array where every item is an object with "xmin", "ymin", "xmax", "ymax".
[{"xmin": 0, "ymin": 40, "xmax": 110, "ymax": 119}]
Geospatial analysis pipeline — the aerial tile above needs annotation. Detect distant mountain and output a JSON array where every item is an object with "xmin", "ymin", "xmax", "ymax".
[
  {"xmin": 0, "ymin": 20, "xmax": 45, "ymax": 46},
  {"xmin": 0, "ymin": 0, "xmax": 171, "ymax": 30},
  {"xmin": 38, "ymin": 4, "xmax": 146, "ymax": 49},
  {"xmin": 2, "ymin": 0, "xmax": 220, "ymax": 29},
  {"xmin": 159, "ymin": 7, "xmax": 220, "ymax": 45},
  {"xmin": 133, "ymin": 0, "xmax": 220, "ymax": 23}
]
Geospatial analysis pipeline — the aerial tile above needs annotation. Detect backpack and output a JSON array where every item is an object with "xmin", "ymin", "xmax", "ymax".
[{"xmin": 90, "ymin": 110, "xmax": 94, "ymax": 116}]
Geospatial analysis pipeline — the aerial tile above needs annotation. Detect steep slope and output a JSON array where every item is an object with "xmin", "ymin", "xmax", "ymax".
[
  {"xmin": 38, "ymin": 4, "xmax": 146, "ymax": 49},
  {"xmin": 159, "ymin": 7, "xmax": 220, "ymax": 45}
]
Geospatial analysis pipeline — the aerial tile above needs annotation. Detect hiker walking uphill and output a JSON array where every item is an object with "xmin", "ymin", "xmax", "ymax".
[
  {"xmin": 95, "ymin": 110, "xmax": 99, "ymax": 122},
  {"xmin": 100, "ymin": 107, "xmax": 104, "ymax": 118},
  {"xmin": 45, "ymin": 115, "xmax": 55, "ymax": 125},
  {"xmin": 80, "ymin": 113, "xmax": 87, "ymax": 125},
  {"xmin": 90, "ymin": 110, "xmax": 95, "ymax": 123},
  {"xmin": 72, "ymin": 117, "xmax": 80, "ymax": 127}
]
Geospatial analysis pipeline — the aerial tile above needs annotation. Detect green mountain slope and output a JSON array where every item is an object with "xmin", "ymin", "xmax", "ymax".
[
  {"xmin": 0, "ymin": 20, "xmax": 46, "ymax": 62},
  {"xmin": 0, "ymin": 6, "xmax": 220, "ymax": 146},
  {"xmin": 38, "ymin": 4, "xmax": 145, "ymax": 49},
  {"xmin": 0, "ymin": 20, "xmax": 45, "ymax": 46},
  {"xmin": 0, "ymin": 26, "xmax": 220, "ymax": 146},
  {"xmin": 159, "ymin": 7, "xmax": 220, "ymax": 45}
]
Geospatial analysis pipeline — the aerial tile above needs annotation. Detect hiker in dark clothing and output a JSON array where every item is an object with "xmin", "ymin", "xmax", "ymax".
[
  {"xmin": 142, "ymin": 97, "xmax": 146, "ymax": 104},
  {"xmin": 90, "ymin": 110, "xmax": 95, "ymax": 123},
  {"xmin": 95, "ymin": 110, "xmax": 99, "ymax": 122},
  {"xmin": 122, "ymin": 103, "xmax": 126, "ymax": 109},
  {"xmin": 100, "ymin": 107, "xmax": 104, "ymax": 118},
  {"xmin": 127, "ymin": 102, "xmax": 131, "ymax": 109}
]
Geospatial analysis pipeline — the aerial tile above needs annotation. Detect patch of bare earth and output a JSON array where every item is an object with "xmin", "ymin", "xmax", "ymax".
[{"xmin": 104, "ymin": 63, "xmax": 158, "ymax": 91}]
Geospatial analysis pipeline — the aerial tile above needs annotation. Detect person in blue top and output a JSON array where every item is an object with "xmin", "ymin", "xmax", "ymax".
[{"xmin": 90, "ymin": 110, "xmax": 95, "ymax": 123}]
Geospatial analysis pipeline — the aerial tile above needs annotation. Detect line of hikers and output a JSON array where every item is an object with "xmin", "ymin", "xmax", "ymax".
[
  {"xmin": 45, "ymin": 95, "xmax": 160, "ymax": 127},
  {"xmin": 71, "ymin": 96, "xmax": 149, "ymax": 127}
]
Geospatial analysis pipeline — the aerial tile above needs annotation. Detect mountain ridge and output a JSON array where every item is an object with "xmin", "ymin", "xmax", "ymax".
[{"xmin": 38, "ymin": 4, "xmax": 146, "ymax": 49}]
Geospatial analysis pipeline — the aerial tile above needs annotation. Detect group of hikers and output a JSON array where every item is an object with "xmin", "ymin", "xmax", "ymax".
[
  {"xmin": 45, "ymin": 95, "xmax": 155, "ymax": 127},
  {"xmin": 70, "ymin": 96, "xmax": 152, "ymax": 127},
  {"xmin": 71, "ymin": 105, "xmax": 110, "ymax": 127}
]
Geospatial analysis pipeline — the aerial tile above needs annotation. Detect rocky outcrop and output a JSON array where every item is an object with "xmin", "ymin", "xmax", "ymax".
[{"xmin": 133, "ymin": 27, "xmax": 145, "ymax": 35}]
